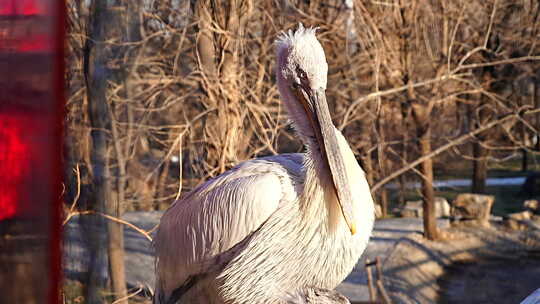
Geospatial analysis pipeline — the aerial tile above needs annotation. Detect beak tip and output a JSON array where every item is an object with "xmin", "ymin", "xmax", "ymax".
[{"xmin": 350, "ymin": 223, "xmax": 357, "ymax": 235}]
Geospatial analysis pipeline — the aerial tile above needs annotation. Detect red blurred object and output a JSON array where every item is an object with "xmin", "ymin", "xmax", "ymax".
[
  {"xmin": 0, "ymin": 111, "xmax": 48, "ymax": 220},
  {"xmin": 0, "ymin": 0, "xmax": 63, "ymax": 303},
  {"xmin": 0, "ymin": 0, "xmax": 52, "ymax": 52},
  {"xmin": 0, "ymin": 0, "xmax": 54, "ymax": 219},
  {"xmin": 17, "ymin": 33, "xmax": 51, "ymax": 52},
  {"xmin": 0, "ymin": 0, "xmax": 45, "ymax": 16},
  {"xmin": 0, "ymin": 114, "xmax": 29, "ymax": 220}
]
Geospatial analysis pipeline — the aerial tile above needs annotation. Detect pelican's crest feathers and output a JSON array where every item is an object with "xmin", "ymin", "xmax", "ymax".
[{"xmin": 275, "ymin": 23, "xmax": 320, "ymax": 55}]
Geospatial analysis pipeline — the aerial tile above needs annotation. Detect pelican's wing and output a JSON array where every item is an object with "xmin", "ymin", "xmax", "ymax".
[
  {"xmin": 521, "ymin": 288, "xmax": 540, "ymax": 304},
  {"xmin": 154, "ymin": 154, "xmax": 302, "ymax": 301}
]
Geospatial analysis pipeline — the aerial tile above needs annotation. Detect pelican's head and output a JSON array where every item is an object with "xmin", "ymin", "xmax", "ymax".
[
  {"xmin": 275, "ymin": 24, "xmax": 356, "ymax": 235},
  {"xmin": 275, "ymin": 24, "xmax": 328, "ymax": 139}
]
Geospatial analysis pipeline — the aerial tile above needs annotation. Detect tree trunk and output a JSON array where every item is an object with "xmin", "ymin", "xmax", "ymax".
[
  {"xmin": 472, "ymin": 139, "xmax": 488, "ymax": 193},
  {"xmin": 399, "ymin": 99, "xmax": 411, "ymax": 207},
  {"xmin": 85, "ymin": 1, "xmax": 128, "ymax": 302},
  {"xmin": 412, "ymin": 102, "xmax": 439, "ymax": 240},
  {"xmin": 376, "ymin": 106, "xmax": 388, "ymax": 217},
  {"xmin": 471, "ymin": 92, "xmax": 492, "ymax": 194},
  {"xmin": 84, "ymin": 2, "xmax": 109, "ymax": 302},
  {"xmin": 534, "ymin": 84, "xmax": 539, "ymax": 152},
  {"xmin": 195, "ymin": 0, "xmax": 217, "ymax": 79},
  {"xmin": 521, "ymin": 149, "xmax": 528, "ymax": 172},
  {"xmin": 419, "ymin": 128, "xmax": 438, "ymax": 240},
  {"xmin": 107, "ymin": 213, "xmax": 127, "ymax": 304},
  {"xmin": 195, "ymin": 0, "xmax": 252, "ymax": 173},
  {"xmin": 471, "ymin": 67, "xmax": 495, "ymax": 193}
]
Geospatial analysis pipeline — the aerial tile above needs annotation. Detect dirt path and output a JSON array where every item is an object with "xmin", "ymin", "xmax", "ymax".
[
  {"xmin": 439, "ymin": 255, "xmax": 540, "ymax": 304},
  {"xmin": 383, "ymin": 225, "xmax": 540, "ymax": 303}
]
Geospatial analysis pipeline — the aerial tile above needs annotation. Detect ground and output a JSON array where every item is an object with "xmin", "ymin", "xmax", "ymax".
[
  {"xmin": 383, "ymin": 224, "xmax": 540, "ymax": 304},
  {"xmin": 63, "ymin": 214, "xmax": 540, "ymax": 303},
  {"xmin": 439, "ymin": 256, "xmax": 540, "ymax": 304}
]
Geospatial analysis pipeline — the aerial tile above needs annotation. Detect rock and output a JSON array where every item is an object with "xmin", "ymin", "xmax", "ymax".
[
  {"xmin": 451, "ymin": 218, "xmax": 484, "ymax": 228},
  {"xmin": 401, "ymin": 200, "xmax": 423, "ymax": 218},
  {"xmin": 451, "ymin": 193, "xmax": 495, "ymax": 227},
  {"xmin": 524, "ymin": 199, "xmax": 540, "ymax": 214},
  {"xmin": 505, "ymin": 211, "xmax": 533, "ymax": 231},
  {"xmin": 285, "ymin": 287, "xmax": 350, "ymax": 304},
  {"xmin": 490, "ymin": 215, "xmax": 503, "ymax": 222},
  {"xmin": 400, "ymin": 208, "xmax": 420, "ymax": 218},
  {"xmin": 400, "ymin": 197, "xmax": 450, "ymax": 218},
  {"xmin": 435, "ymin": 197, "xmax": 451, "ymax": 218}
]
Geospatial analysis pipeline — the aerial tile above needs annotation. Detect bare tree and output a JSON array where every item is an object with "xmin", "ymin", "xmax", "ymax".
[
  {"xmin": 194, "ymin": 0, "xmax": 254, "ymax": 174},
  {"xmin": 84, "ymin": 0, "xmax": 128, "ymax": 302}
]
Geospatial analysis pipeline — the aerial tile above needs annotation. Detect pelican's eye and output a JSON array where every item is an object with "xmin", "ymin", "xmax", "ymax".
[{"xmin": 296, "ymin": 67, "xmax": 308, "ymax": 82}]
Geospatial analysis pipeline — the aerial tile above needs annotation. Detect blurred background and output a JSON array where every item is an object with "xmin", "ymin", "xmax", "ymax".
[{"xmin": 1, "ymin": 0, "xmax": 540, "ymax": 303}]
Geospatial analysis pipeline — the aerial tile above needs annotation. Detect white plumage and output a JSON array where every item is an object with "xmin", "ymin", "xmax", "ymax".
[
  {"xmin": 154, "ymin": 24, "xmax": 375, "ymax": 304},
  {"xmin": 521, "ymin": 288, "xmax": 540, "ymax": 304}
]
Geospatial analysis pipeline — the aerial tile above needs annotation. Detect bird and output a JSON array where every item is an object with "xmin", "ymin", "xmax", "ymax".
[{"xmin": 153, "ymin": 24, "xmax": 375, "ymax": 304}]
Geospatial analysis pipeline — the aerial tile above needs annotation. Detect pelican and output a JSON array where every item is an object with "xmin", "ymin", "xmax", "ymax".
[{"xmin": 154, "ymin": 24, "xmax": 375, "ymax": 304}]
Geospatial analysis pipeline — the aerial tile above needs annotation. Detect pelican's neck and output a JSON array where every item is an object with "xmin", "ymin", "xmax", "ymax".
[{"xmin": 300, "ymin": 132, "xmax": 344, "ymax": 235}]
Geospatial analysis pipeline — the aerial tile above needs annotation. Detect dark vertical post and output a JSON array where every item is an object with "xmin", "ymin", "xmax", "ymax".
[{"xmin": 84, "ymin": 0, "xmax": 127, "ymax": 302}]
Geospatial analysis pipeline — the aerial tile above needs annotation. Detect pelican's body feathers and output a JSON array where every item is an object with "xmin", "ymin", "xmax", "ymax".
[{"xmin": 155, "ymin": 129, "xmax": 374, "ymax": 303}]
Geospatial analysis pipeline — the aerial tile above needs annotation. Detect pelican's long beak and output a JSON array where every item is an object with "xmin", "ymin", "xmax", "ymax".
[{"xmin": 295, "ymin": 85, "xmax": 357, "ymax": 235}]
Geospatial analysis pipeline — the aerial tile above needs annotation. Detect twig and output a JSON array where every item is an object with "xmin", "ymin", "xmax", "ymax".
[
  {"xmin": 484, "ymin": 0, "xmax": 498, "ymax": 49},
  {"xmin": 111, "ymin": 286, "xmax": 144, "ymax": 304},
  {"xmin": 454, "ymin": 56, "xmax": 540, "ymax": 73},
  {"xmin": 62, "ymin": 165, "xmax": 82, "ymax": 226},
  {"xmin": 65, "ymin": 210, "xmax": 153, "ymax": 242},
  {"xmin": 340, "ymin": 73, "xmax": 468, "ymax": 130},
  {"xmin": 174, "ymin": 133, "xmax": 184, "ymax": 202}
]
